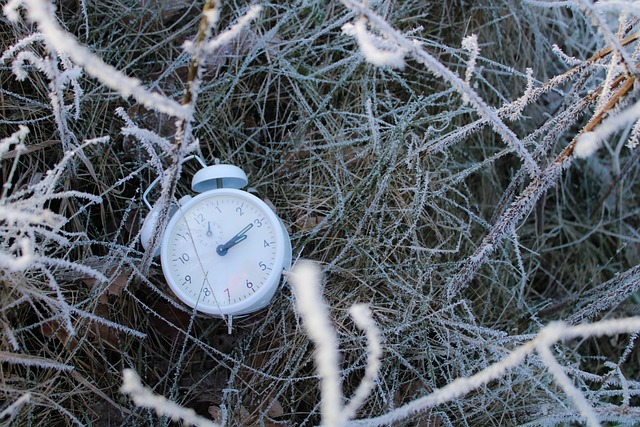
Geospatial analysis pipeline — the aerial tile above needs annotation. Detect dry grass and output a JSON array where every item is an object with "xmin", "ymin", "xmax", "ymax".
[{"xmin": 2, "ymin": 0, "xmax": 640, "ymax": 426}]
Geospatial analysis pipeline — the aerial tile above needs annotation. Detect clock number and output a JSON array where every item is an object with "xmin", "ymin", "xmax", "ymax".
[
  {"xmin": 246, "ymin": 280, "xmax": 255, "ymax": 291},
  {"xmin": 236, "ymin": 207, "xmax": 244, "ymax": 216},
  {"xmin": 174, "ymin": 252, "xmax": 190, "ymax": 264},
  {"xmin": 224, "ymin": 288, "xmax": 230, "ymax": 299},
  {"xmin": 216, "ymin": 206, "xmax": 222, "ymax": 213},
  {"xmin": 183, "ymin": 275, "xmax": 192, "ymax": 286},
  {"xmin": 176, "ymin": 231, "xmax": 190, "ymax": 242},
  {"xmin": 264, "ymin": 240, "xmax": 270, "ymax": 247},
  {"xmin": 254, "ymin": 218, "xmax": 263, "ymax": 227},
  {"xmin": 259, "ymin": 261, "xmax": 270, "ymax": 271},
  {"xmin": 194, "ymin": 213, "xmax": 205, "ymax": 224},
  {"xmin": 202, "ymin": 287, "xmax": 211, "ymax": 296}
]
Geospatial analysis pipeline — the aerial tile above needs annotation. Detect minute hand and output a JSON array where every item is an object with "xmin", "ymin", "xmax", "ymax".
[{"xmin": 216, "ymin": 223, "xmax": 253, "ymax": 256}]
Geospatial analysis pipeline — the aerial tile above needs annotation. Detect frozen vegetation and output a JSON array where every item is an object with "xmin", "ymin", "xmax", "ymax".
[{"xmin": 2, "ymin": 0, "xmax": 640, "ymax": 425}]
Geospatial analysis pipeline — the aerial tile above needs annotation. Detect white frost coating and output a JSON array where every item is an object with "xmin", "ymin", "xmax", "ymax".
[
  {"xmin": 347, "ymin": 317, "xmax": 640, "ymax": 426},
  {"xmin": 340, "ymin": 0, "xmax": 541, "ymax": 178},
  {"xmin": 290, "ymin": 263, "xmax": 384, "ymax": 426},
  {"xmin": 2, "ymin": 32, "xmax": 85, "ymax": 150},
  {"xmin": 0, "ymin": 350, "xmax": 75, "ymax": 371},
  {"xmin": 204, "ymin": 6, "xmax": 221, "ymax": 28},
  {"xmin": 461, "ymin": 34, "xmax": 479, "ymax": 85},
  {"xmin": 121, "ymin": 369, "xmax": 219, "ymax": 427},
  {"xmin": 290, "ymin": 261, "xmax": 345, "ymax": 426},
  {"xmin": 343, "ymin": 304, "xmax": 382, "ymax": 420},
  {"xmin": 0, "ymin": 32, "xmax": 44, "ymax": 64},
  {"xmin": 627, "ymin": 119, "xmax": 640, "ymax": 150},
  {"xmin": 552, "ymin": 43, "xmax": 585, "ymax": 67},
  {"xmin": 575, "ymin": 100, "xmax": 640, "ymax": 158},
  {"xmin": 0, "ymin": 392, "xmax": 31, "ymax": 420},
  {"xmin": 343, "ymin": 18, "xmax": 407, "ymax": 69},
  {"xmin": 577, "ymin": 0, "xmax": 637, "ymax": 75},
  {"xmin": 0, "ymin": 125, "xmax": 28, "ymax": 158},
  {"xmin": 461, "ymin": 34, "xmax": 479, "ymax": 104},
  {"xmin": 574, "ymin": 132, "xmax": 602, "ymax": 159},
  {"xmin": 0, "ymin": 238, "xmax": 33, "ymax": 271},
  {"xmin": 537, "ymin": 345, "xmax": 601, "ymax": 427},
  {"xmin": 4, "ymin": 0, "xmax": 191, "ymax": 119},
  {"xmin": 204, "ymin": 5, "xmax": 262, "ymax": 54},
  {"xmin": 507, "ymin": 68, "xmax": 535, "ymax": 121}
]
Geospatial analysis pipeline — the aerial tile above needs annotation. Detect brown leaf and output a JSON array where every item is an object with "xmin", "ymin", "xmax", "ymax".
[
  {"xmin": 40, "ymin": 319, "xmax": 70, "ymax": 343},
  {"xmin": 267, "ymin": 399, "xmax": 284, "ymax": 418},
  {"xmin": 294, "ymin": 214, "xmax": 325, "ymax": 231},
  {"xmin": 107, "ymin": 269, "xmax": 131, "ymax": 297}
]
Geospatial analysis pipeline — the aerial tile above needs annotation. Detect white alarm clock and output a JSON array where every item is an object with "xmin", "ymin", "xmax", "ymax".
[{"xmin": 141, "ymin": 158, "xmax": 292, "ymax": 328}]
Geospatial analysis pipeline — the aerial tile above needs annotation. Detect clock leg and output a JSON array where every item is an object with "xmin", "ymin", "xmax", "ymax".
[{"xmin": 226, "ymin": 315, "xmax": 233, "ymax": 334}]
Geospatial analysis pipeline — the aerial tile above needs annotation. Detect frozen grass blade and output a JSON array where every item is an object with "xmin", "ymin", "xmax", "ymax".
[
  {"xmin": 0, "ymin": 351, "xmax": 75, "ymax": 371},
  {"xmin": 120, "ymin": 369, "xmax": 219, "ymax": 427},
  {"xmin": 0, "ymin": 393, "xmax": 31, "ymax": 422}
]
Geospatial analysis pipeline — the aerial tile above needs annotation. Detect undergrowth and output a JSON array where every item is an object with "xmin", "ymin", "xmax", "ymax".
[{"xmin": 2, "ymin": 0, "xmax": 640, "ymax": 426}]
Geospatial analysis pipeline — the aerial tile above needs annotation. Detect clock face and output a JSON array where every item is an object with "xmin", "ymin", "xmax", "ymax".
[{"xmin": 161, "ymin": 189, "xmax": 287, "ymax": 316}]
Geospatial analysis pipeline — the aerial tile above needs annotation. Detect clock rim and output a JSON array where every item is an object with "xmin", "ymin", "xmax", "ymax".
[{"xmin": 160, "ymin": 188, "xmax": 288, "ymax": 316}]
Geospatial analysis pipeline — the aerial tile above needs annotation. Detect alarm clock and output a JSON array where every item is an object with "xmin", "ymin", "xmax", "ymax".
[{"xmin": 140, "ymin": 158, "xmax": 292, "ymax": 328}]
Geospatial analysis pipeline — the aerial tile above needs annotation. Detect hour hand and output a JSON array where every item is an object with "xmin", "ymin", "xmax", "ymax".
[{"xmin": 216, "ymin": 223, "xmax": 253, "ymax": 256}]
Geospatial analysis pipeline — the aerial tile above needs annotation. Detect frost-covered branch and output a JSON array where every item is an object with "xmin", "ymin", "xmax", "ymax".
[
  {"xmin": 201, "ymin": 5, "xmax": 263, "ymax": 55},
  {"xmin": 140, "ymin": 2, "xmax": 263, "ymax": 272},
  {"xmin": 343, "ymin": 304, "xmax": 382, "ymax": 421},
  {"xmin": 121, "ymin": 369, "xmax": 219, "ymax": 427},
  {"xmin": 575, "ymin": 99, "xmax": 640, "ymax": 158},
  {"xmin": 3, "ymin": 0, "xmax": 191, "ymax": 119},
  {"xmin": 290, "ymin": 261, "xmax": 345, "ymax": 426},
  {"xmin": 447, "ymin": 66, "xmax": 636, "ymax": 298},
  {"xmin": 0, "ymin": 392, "xmax": 31, "ymax": 422},
  {"xmin": 567, "ymin": 263, "xmax": 640, "ymax": 324},
  {"xmin": 1, "ymin": 35, "xmax": 83, "ymax": 151},
  {"xmin": 341, "ymin": 17, "xmax": 408, "ymax": 69},
  {"xmin": 461, "ymin": 34, "xmax": 480, "ymax": 99},
  {"xmin": 446, "ymin": 160, "xmax": 565, "ymax": 299},
  {"xmin": 290, "ymin": 261, "xmax": 383, "ymax": 427},
  {"xmin": 347, "ymin": 317, "xmax": 640, "ymax": 426},
  {"xmin": 577, "ymin": 0, "xmax": 638, "ymax": 76},
  {"xmin": 536, "ymin": 344, "xmax": 600, "ymax": 427},
  {"xmin": 340, "ymin": 0, "xmax": 541, "ymax": 178}
]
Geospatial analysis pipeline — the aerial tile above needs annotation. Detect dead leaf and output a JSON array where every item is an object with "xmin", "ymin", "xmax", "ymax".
[
  {"xmin": 208, "ymin": 405, "xmax": 252, "ymax": 425},
  {"xmin": 107, "ymin": 269, "xmax": 131, "ymax": 297},
  {"xmin": 267, "ymin": 399, "xmax": 284, "ymax": 418},
  {"xmin": 294, "ymin": 214, "xmax": 325, "ymax": 231},
  {"xmin": 40, "ymin": 319, "xmax": 70, "ymax": 343}
]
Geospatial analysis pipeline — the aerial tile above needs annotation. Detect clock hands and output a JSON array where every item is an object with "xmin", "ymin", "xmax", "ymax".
[{"xmin": 216, "ymin": 223, "xmax": 253, "ymax": 256}]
